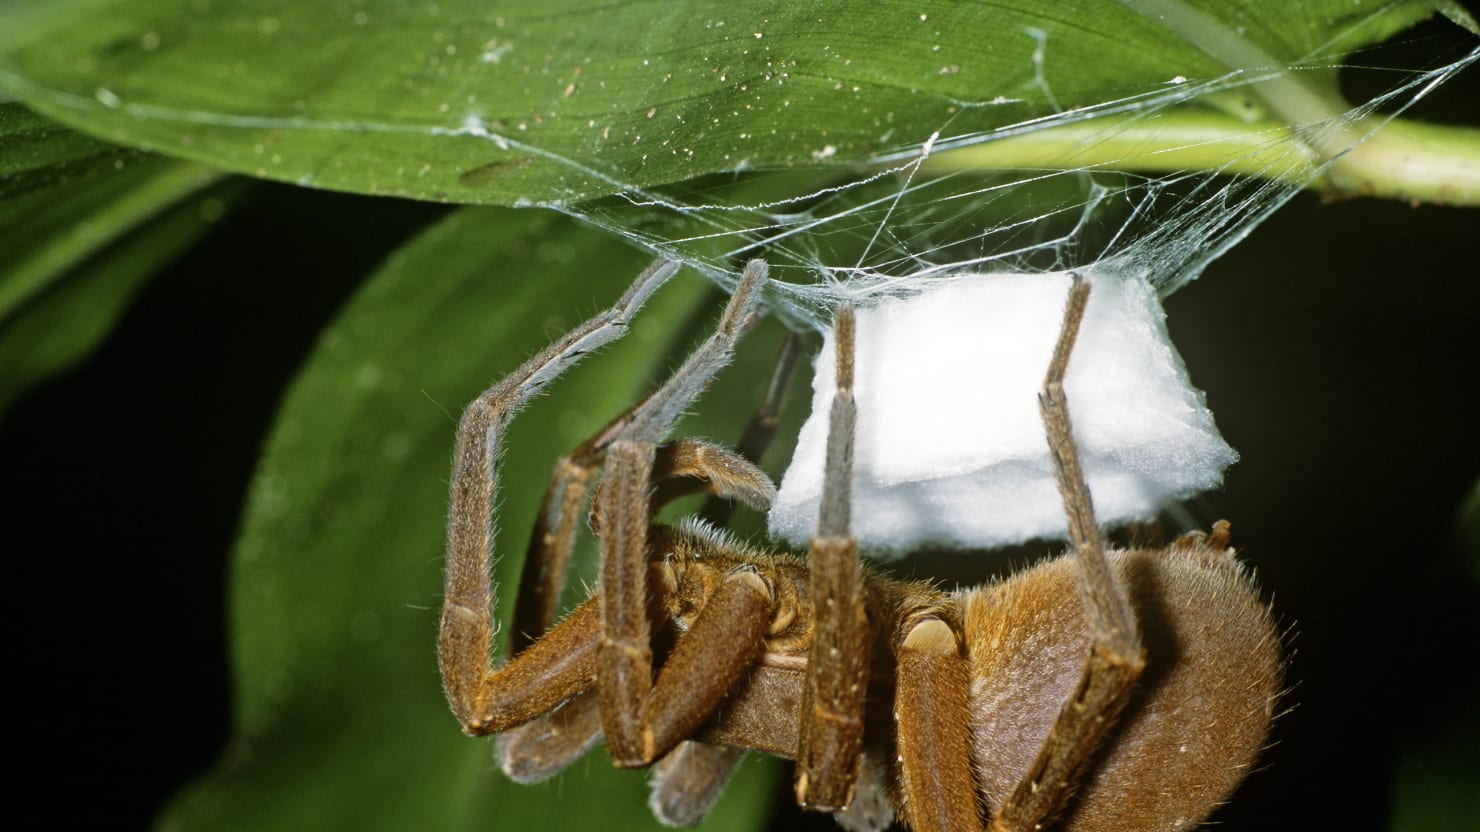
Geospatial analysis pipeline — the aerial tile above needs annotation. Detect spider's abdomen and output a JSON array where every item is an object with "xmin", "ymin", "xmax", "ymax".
[{"xmin": 963, "ymin": 542, "xmax": 1282, "ymax": 832}]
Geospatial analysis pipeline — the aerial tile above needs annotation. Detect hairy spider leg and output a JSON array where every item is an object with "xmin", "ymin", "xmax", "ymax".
[
  {"xmin": 699, "ymin": 328, "xmax": 805, "ymax": 525},
  {"xmin": 440, "ymin": 257, "xmax": 773, "ymax": 778},
  {"xmin": 511, "ymin": 398, "xmax": 639, "ymax": 657},
  {"xmin": 496, "ymin": 393, "xmax": 651, "ymax": 784},
  {"xmin": 794, "ymin": 304, "xmax": 874, "ymax": 812},
  {"xmin": 497, "ymin": 439, "xmax": 778, "ymax": 786},
  {"xmin": 440, "ymin": 256, "xmax": 679, "ymax": 734},
  {"xmin": 595, "ymin": 260, "xmax": 783, "ymax": 767},
  {"xmin": 501, "ymin": 336, "xmax": 795, "ymax": 796},
  {"xmin": 985, "ymin": 275, "xmax": 1147, "ymax": 832},
  {"xmin": 647, "ymin": 329, "xmax": 806, "ymax": 826},
  {"xmin": 648, "ymin": 739, "xmax": 752, "ymax": 826},
  {"xmin": 885, "ymin": 276, "xmax": 1150, "ymax": 832},
  {"xmin": 496, "ymin": 685, "xmax": 604, "ymax": 784},
  {"xmin": 512, "ymin": 328, "xmax": 800, "ymax": 654}
]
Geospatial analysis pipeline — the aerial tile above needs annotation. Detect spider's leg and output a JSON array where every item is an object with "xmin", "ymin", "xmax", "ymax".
[
  {"xmin": 794, "ymin": 304, "xmax": 873, "ymax": 812},
  {"xmin": 598, "ymin": 453, "xmax": 775, "ymax": 768},
  {"xmin": 507, "ymin": 411, "xmax": 759, "ymax": 778},
  {"xmin": 700, "ymin": 328, "xmax": 805, "ymax": 524},
  {"xmin": 637, "ymin": 566, "xmax": 775, "ymax": 758},
  {"xmin": 642, "ymin": 330, "xmax": 799, "ymax": 515},
  {"xmin": 648, "ymin": 331, "xmax": 802, "ymax": 826},
  {"xmin": 502, "ymin": 405, "xmax": 776, "ymax": 782},
  {"xmin": 833, "ymin": 750, "xmax": 898, "ymax": 832},
  {"xmin": 439, "ymin": 257, "xmax": 677, "ymax": 733},
  {"xmin": 620, "ymin": 260, "xmax": 768, "ymax": 442},
  {"xmin": 990, "ymin": 276, "xmax": 1146, "ymax": 832},
  {"xmin": 596, "ymin": 261, "xmax": 768, "ymax": 766},
  {"xmin": 592, "ymin": 438, "xmax": 658, "ymax": 765},
  {"xmin": 649, "ymin": 740, "xmax": 747, "ymax": 827},
  {"xmin": 894, "ymin": 617, "xmax": 983, "ymax": 832},
  {"xmin": 446, "ymin": 597, "xmax": 604, "ymax": 734},
  {"xmin": 646, "ymin": 438, "xmax": 777, "ymax": 515},
  {"xmin": 511, "ymin": 416, "xmax": 623, "ymax": 655},
  {"xmin": 514, "ymin": 328, "xmax": 798, "ymax": 651},
  {"xmin": 497, "ymin": 687, "xmax": 603, "ymax": 783}
]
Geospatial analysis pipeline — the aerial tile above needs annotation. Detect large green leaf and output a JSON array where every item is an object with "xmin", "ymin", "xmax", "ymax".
[
  {"xmin": 0, "ymin": 103, "xmax": 226, "ymax": 416},
  {"xmin": 1, "ymin": 1, "xmax": 1471, "ymax": 206},
  {"xmin": 157, "ymin": 206, "xmax": 785, "ymax": 831}
]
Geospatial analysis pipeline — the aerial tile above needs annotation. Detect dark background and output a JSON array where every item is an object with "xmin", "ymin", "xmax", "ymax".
[{"xmin": 7, "ymin": 18, "xmax": 1477, "ymax": 832}]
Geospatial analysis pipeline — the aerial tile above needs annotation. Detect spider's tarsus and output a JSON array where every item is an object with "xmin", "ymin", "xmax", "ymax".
[
  {"xmin": 619, "ymin": 259, "xmax": 769, "ymax": 442},
  {"xmin": 817, "ymin": 303, "xmax": 857, "ymax": 540},
  {"xmin": 617, "ymin": 257, "xmax": 682, "ymax": 313}
]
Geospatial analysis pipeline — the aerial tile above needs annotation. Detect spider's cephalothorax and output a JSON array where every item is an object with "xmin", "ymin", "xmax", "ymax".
[{"xmin": 438, "ymin": 258, "xmax": 1282, "ymax": 832}]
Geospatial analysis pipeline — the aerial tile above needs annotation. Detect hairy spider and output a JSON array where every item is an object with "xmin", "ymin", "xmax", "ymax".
[{"xmin": 439, "ymin": 258, "xmax": 1282, "ymax": 832}]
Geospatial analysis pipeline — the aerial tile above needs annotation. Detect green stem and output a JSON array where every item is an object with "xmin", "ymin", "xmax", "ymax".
[
  {"xmin": 924, "ymin": 111, "xmax": 1480, "ymax": 206},
  {"xmin": 1324, "ymin": 117, "xmax": 1480, "ymax": 205}
]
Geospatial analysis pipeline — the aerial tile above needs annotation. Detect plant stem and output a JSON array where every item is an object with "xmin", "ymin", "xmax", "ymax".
[{"xmin": 924, "ymin": 111, "xmax": 1480, "ymax": 206}]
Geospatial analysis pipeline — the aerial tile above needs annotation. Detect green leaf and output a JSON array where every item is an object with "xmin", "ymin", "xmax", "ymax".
[
  {"xmin": 1389, "ymin": 480, "xmax": 1480, "ymax": 831},
  {"xmin": 1389, "ymin": 707, "xmax": 1480, "ymax": 832},
  {"xmin": 0, "ymin": 0, "xmax": 1470, "ymax": 206},
  {"xmin": 0, "ymin": 103, "xmax": 226, "ymax": 416},
  {"xmin": 157, "ymin": 207, "xmax": 781, "ymax": 831},
  {"xmin": 0, "ymin": 100, "xmax": 147, "ymax": 199}
]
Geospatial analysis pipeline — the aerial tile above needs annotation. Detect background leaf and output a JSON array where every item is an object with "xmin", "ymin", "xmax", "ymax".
[
  {"xmin": 0, "ymin": 0, "xmax": 1466, "ymax": 205},
  {"xmin": 0, "ymin": 104, "xmax": 229, "ymax": 416}
]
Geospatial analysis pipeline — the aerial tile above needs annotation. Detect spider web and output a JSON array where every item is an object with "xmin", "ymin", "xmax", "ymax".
[
  {"xmin": 534, "ymin": 28, "xmax": 1478, "ymax": 331},
  {"xmin": 447, "ymin": 17, "xmax": 1480, "ymax": 555},
  {"xmin": 491, "ymin": 23, "xmax": 1480, "ymax": 551}
]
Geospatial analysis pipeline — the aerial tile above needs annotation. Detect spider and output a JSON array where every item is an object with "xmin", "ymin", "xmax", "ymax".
[{"xmin": 438, "ymin": 258, "xmax": 1282, "ymax": 832}]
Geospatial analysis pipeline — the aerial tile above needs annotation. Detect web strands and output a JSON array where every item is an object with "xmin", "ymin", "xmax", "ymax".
[
  {"xmin": 547, "ymin": 35, "xmax": 1475, "ymax": 330},
  {"xmin": 521, "ymin": 33, "xmax": 1474, "ymax": 550}
]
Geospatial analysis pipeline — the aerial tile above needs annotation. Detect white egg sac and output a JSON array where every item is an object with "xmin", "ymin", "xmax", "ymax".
[{"xmin": 768, "ymin": 270, "xmax": 1236, "ymax": 556}]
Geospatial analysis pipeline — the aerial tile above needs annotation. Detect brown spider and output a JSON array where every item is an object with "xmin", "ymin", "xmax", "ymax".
[{"xmin": 439, "ymin": 258, "xmax": 1282, "ymax": 832}]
